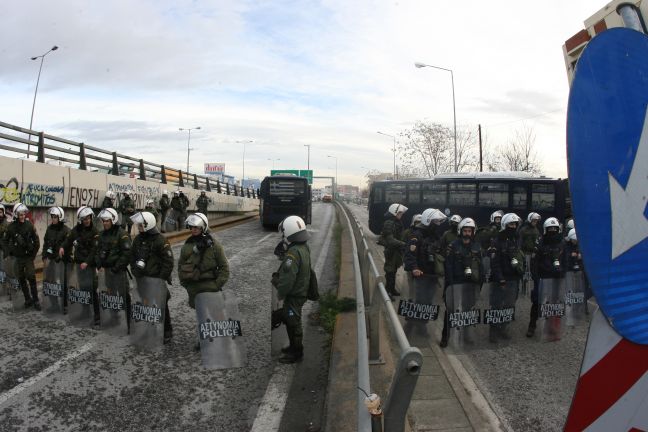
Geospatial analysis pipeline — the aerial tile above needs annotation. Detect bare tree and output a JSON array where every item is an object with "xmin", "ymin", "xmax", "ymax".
[
  {"xmin": 484, "ymin": 124, "xmax": 542, "ymax": 174},
  {"xmin": 455, "ymin": 126, "xmax": 478, "ymax": 172},
  {"xmin": 398, "ymin": 121, "xmax": 453, "ymax": 177}
]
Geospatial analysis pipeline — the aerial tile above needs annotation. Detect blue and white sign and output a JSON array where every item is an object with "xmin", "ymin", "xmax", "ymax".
[{"xmin": 567, "ymin": 28, "xmax": 648, "ymax": 344}]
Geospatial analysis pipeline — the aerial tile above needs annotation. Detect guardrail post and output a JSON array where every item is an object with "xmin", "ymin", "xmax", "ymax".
[
  {"xmin": 111, "ymin": 152, "xmax": 119, "ymax": 175},
  {"xmin": 247, "ymin": 188, "xmax": 251, "ymax": 198},
  {"xmin": 226, "ymin": 183, "xmax": 230, "ymax": 195},
  {"xmin": 139, "ymin": 159, "xmax": 146, "ymax": 180},
  {"xmin": 178, "ymin": 170, "xmax": 185, "ymax": 187},
  {"xmin": 368, "ymin": 278, "xmax": 385, "ymax": 365},
  {"xmin": 160, "ymin": 165, "xmax": 167, "ymax": 184},
  {"xmin": 206, "ymin": 178, "xmax": 212, "ymax": 192},
  {"xmin": 217, "ymin": 180, "xmax": 222, "ymax": 194},
  {"xmin": 37, "ymin": 132, "xmax": 45, "ymax": 162},
  {"xmin": 79, "ymin": 143, "xmax": 87, "ymax": 170},
  {"xmin": 234, "ymin": 185, "xmax": 239, "ymax": 196},
  {"xmin": 193, "ymin": 174, "xmax": 199, "ymax": 189},
  {"xmin": 383, "ymin": 348, "xmax": 423, "ymax": 432}
]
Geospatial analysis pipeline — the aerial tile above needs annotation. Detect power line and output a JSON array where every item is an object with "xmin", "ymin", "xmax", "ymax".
[{"xmin": 485, "ymin": 108, "xmax": 564, "ymax": 128}]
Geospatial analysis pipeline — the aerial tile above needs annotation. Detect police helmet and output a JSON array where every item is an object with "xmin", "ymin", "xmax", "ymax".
[
  {"xmin": 566, "ymin": 219, "xmax": 575, "ymax": 231},
  {"xmin": 173, "ymin": 190, "xmax": 180, "ymax": 196},
  {"xmin": 388, "ymin": 203, "xmax": 408, "ymax": 217},
  {"xmin": 421, "ymin": 208, "xmax": 447, "ymax": 227},
  {"xmin": 500, "ymin": 213, "xmax": 521, "ymax": 231},
  {"xmin": 527, "ymin": 212, "xmax": 541, "ymax": 223},
  {"xmin": 411, "ymin": 214, "xmax": 422, "ymax": 227},
  {"xmin": 543, "ymin": 217, "xmax": 561, "ymax": 234},
  {"xmin": 490, "ymin": 210, "xmax": 504, "ymax": 223},
  {"xmin": 13, "ymin": 203, "xmax": 29, "ymax": 216},
  {"xmin": 279, "ymin": 215, "xmax": 310, "ymax": 243},
  {"xmin": 77, "ymin": 206, "xmax": 94, "ymax": 223},
  {"xmin": 567, "ymin": 228, "xmax": 577, "ymax": 242},
  {"xmin": 458, "ymin": 217, "xmax": 476, "ymax": 235},
  {"xmin": 146, "ymin": 198, "xmax": 155, "ymax": 207},
  {"xmin": 98, "ymin": 208, "xmax": 119, "ymax": 224},
  {"xmin": 162, "ymin": 190, "xmax": 169, "ymax": 196},
  {"xmin": 105, "ymin": 191, "xmax": 116, "ymax": 200},
  {"xmin": 49, "ymin": 206, "xmax": 65, "ymax": 221},
  {"xmin": 130, "ymin": 212, "xmax": 157, "ymax": 232},
  {"xmin": 449, "ymin": 214, "xmax": 462, "ymax": 225},
  {"xmin": 186, "ymin": 213, "xmax": 209, "ymax": 231}
]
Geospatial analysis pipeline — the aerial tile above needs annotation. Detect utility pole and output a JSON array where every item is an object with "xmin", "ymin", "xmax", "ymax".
[{"xmin": 478, "ymin": 124, "xmax": 483, "ymax": 172}]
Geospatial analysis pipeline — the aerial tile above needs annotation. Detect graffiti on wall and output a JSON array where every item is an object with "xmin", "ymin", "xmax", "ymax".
[
  {"xmin": 21, "ymin": 183, "xmax": 64, "ymax": 207},
  {"xmin": 108, "ymin": 182, "xmax": 161, "ymax": 209},
  {"xmin": 68, "ymin": 186, "xmax": 100, "ymax": 208},
  {"xmin": 0, "ymin": 177, "xmax": 21, "ymax": 205}
]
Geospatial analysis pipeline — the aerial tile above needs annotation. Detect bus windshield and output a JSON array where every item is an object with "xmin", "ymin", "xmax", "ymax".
[{"xmin": 270, "ymin": 179, "xmax": 306, "ymax": 196}]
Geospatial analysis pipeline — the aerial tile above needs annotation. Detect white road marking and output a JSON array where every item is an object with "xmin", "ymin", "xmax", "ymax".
[
  {"xmin": 256, "ymin": 233, "xmax": 274, "ymax": 244},
  {"xmin": 0, "ymin": 341, "xmax": 95, "ymax": 407}
]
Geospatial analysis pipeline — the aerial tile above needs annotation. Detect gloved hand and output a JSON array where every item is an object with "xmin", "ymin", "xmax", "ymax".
[{"xmin": 271, "ymin": 272, "xmax": 280, "ymax": 288}]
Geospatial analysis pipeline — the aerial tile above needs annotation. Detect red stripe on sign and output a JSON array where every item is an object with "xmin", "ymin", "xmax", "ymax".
[{"xmin": 565, "ymin": 340, "xmax": 648, "ymax": 431}]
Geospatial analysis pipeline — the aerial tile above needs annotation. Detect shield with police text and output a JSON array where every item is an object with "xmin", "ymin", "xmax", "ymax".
[
  {"xmin": 564, "ymin": 271, "xmax": 587, "ymax": 328},
  {"xmin": 399, "ymin": 274, "xmax": 442, "ymax": 343},
  {"xmin": 130, "ymin": 276, "xmax": 167, "ymax": 349},
  {"xmin": 42, "ymin": 260, "xmax": 65, "ymax": 314},
  {"xmin": 482, "ymin": 280, "xmax": 518, "ymax": 344},
  {"xmin": 195, "ymin": 291, "xmax": 247, "ymax": 369},
  {"xmin": 98, "ymin": 270, "xmax": 129, "ymax": 334},
  {"xmin": 4, "ymin": 256, "xmax": 23, "ymax": 311},
  {"xmin": 520, "ymin": 254, "xmax": 533, "ymax": 298},
  {"xmin": 163, "ymin": 210, "xmax": 178, "ymax": 233},
  {"xmin": 445, "ymin": 283, "xmax": 482, "ymax": 351},
  {"xmin": 537, "ymin": 278, "xmax": 566, "ymax": 342},
  {"xmin": 0, "ymin": 251, "xmax": 8, "ymax": 298},
  {"xmin": 67, "ymin": 265, "xmax": 96, "ymax": 326}
]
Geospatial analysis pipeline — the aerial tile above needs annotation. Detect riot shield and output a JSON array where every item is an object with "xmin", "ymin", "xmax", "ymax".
[
  {"xmin": 482, "ymin": 280, "xmax": 518, "ymax": 344},
  {"xmin": 537, "ymin": 278, "xmax": 566, "ymax": 342},
  {"xmin": 0, "ymin": 251, "xmax": 8, "ymax": 298},
  {"xmin": 130, "ymin": 276, "xmax": 167, "ymax": 349},
  {"xmin": 445, "ymin": 283, "xmax": 482, "ymax": 351},
  {"xmin": 271, "ymin": 277, "xmax": 289, "ymax": 355},
  {"xmin": 42, "ymin": 260, "xmax": 65, "ymax": 315},
  {"xmin": 195, "ymin": 291, "xmax": 247, "ymax": 369},
  {"xmin": 399, "ymin": 274, "xmax": 442, "ymax": 344},
  {"xmin": 163, "ymin": 210, "xmax": 178, "ymax": 233},
  {"xmin": 520, "ymin": 255, "xmax": 533, "ymax": 297},
  {"xmin": 98, "ymin": 270, "xmax": 130, "ymax": 334},
  {"xmin": 67, "ymin": 265, "xmax": 96, "ymax": 326},
  {"xmin": 4, "ymin": 256, "xmax": 23, "ymax": 310},
  {"xmin": 564, "ymin": 271, "xmax": 587, "ymax": 328}
]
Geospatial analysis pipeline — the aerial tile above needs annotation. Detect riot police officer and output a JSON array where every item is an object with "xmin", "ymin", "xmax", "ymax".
[
  {"xmin": 60, "ymin": 206, "xmax": 100, "ymax": 325},
  {"xmin": 144, "ymin": 199, "xmax": 159, "ymax": 223},
  {"xmin": 403, "ymin": 208, "xmax": 447, "ymax": 337},
  {"xmin": 101, "ymin": 191, "xmax": 117, "ymax": 210},
  {"xmin": 519, "ymin": 212, "xmax": 541, "ymax": 255},
  {"xmin": 476, "ymin": 210, "xmax": 503, "ymax": 250},
  {"xmin": 6, "ymin": 203, "xmax": 40, "ymax": 309},
  {"xmin": 196, "ymin": 191, "xmax": 210, "ymax": 214},
  {"xmin": 178, "ymin": 212, "xmax": 229, "ymax": 308},
  {"xmin": 440, "ymin": 214, "xmax": 462, "ymax": 255},
  {"xmin": 272, "ymin": 215, "xmax": 311, "ymax": 364},
  {"xmin": 490, "ymin": 213, "xmax": 524, "ymax": 342},
  {"xmin": 118, "ymin": 192, "xmax": 136, "ymax": 237},
  {"xmin": 159, "ymin": 190, "xmax": 170, "ymax": 232},
  {"xmin": 379, "ymin": 203, "xmax": 408, "ymax": 298},
  {"xmin": 42, "ymin": 207, "xmax": 71, "ymax": 311},
  {"xmin": 96, "ymin": 208, "xmax": 132, "ymax": 329},
  {"xmin": 130, "ymin": 211, "xmax": 174, "ymax": 343},
  {"xmin": 170, "ymin": 191, "xmax": 184, "ymax": 229},
  {"xmin": 402, "ymin": 214, "xmax": 422, "ymax": 297},
  {"xmin": 526, "ymin": 217, "xmax": 566, "ymax": 337},
  {"xmin": 0, "ymin": 204, "xmax": 8, "ymax": 255},
  {"xmin": 441, "ymin": 218, "xmax": 483, "ymax": 347}
]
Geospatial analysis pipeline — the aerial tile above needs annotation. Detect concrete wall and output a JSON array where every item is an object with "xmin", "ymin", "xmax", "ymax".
[{"xmin": 0, "ymin": 155, "xmax": 259, "ymax": 252}]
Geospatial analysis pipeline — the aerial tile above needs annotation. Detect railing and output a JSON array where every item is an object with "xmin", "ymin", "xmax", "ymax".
[
  {"xmin": 0, "ymin": 120, "xmax": 258, "ymax": 199},
  {"xmin": 337, "ymin": 202, "xmax": 422, "ymax": 432}
]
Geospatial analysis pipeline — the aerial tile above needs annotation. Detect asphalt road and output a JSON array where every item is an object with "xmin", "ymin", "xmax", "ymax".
[
  {"xmin": 345, "ymin": 202, "xmax": 589, "ymax": 432},
  {"xmin": 0, "ymin": 203, "xmax": 336, "ymax": 432}
]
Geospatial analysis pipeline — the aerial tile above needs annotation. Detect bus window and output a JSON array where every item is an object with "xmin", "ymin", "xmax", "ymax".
[
  {"xmin": 512, "ymin": 185, "xmax": 528, "ymax": 209},
  {"xmin": 478, "ymin": 183, "xmax": 508, "ymax": 207},
  {"xmin": 449, "ymin": 183, "xmax": 476, "ymax": 206},
  {"xmin": 407, "ymin": 183, "xmax": 421, "ymax": 204},
  {"xmin": 372, "ymin": 185, "xmax": 385, "ymax": 204},
  {"xmin": 385, "ymin": 183, "xmax": 406, "ymax": 203},
  {"xmin": 532, "ymin": 184, "xmax": 555, "ymax": 210},
  {"xmin": 270, "ymin": 179, "xmax": 305, "ymax": 196},
  {"xmin": 422, "ymin": 183, "xmax": 446, "ymax": 206}
]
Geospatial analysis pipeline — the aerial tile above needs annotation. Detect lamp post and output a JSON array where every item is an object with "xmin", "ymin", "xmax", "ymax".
[
  {"xmin": 327, "ymin": 155, "xmax": 337, "ymax": 198},
  {"xmin": 28, "ymin": 45, "xmax": 58, "ymax": 159},
  {"xmin": 377, "ymin": 131, "xmax": 397, "ymax": 179},
  {"xmin": 267, "ymin": 158, "xmax": 280, "ymax": 169},
  {"xmin": 415, "ymin": 62, "xmax": 457, "ymax": 172},
  {"xmin": 304, "ymin": 144, "xmax": 311, "ymax": 170},
  {"xmin": 179, "ymin": 126, "xmax": 200, "ymax": 181},
  {"xmin": 237, "ymin": 139, "xmax": 253, "ymax": 187}
]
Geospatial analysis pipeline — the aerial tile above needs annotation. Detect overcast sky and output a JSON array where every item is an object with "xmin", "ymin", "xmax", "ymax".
[{"xmin": 0, "ymin": 0, "xmax": 599, "ymax": 187}]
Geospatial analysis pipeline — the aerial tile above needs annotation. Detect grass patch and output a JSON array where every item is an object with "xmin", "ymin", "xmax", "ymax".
[
  {"xmin": 333, "ymin": 212, "xmax": 343, "ymax": 280},
  {"xmin": 317, "ymin": 292, "xmax": 357, "ymax": 334}
]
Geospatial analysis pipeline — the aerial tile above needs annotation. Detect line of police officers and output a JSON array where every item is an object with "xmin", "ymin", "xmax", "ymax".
[{"xmin": 380, "ymin": 203, "xmax": 584, "ymax": 346}]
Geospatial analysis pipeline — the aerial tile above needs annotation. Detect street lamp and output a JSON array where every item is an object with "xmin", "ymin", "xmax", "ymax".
[
  {"xmin": 304, "ymin": 144, "xmax": 311, "ymax": 171},
  {"xmin": 179, "ymin": 126, "xmax": 201, "ymax": 181},
  {"xmin": 377, "ymin": 131, "xmax": 397, "ymax": 179},
  {"xmin": 415, "ymin": 62, "xmax": 457, "ymax": 172},
  {"xmin": 327, "ymin": 155, "xmax": 338, "ymax": 197},
  {"xmin": 28, "ymin": 45, "xmax": 58, "ymax": 159},
  {"xmin": 236, "ymin": 140, "xmax": 254, "ymax": 187},
  {"xmin": 267, "ymin": 158, "xmax": 280, "ymax": 169}
]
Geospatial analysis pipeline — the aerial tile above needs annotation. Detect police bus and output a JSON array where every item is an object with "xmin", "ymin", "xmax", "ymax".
[
  {"xmin": 259, "ymin": 174, "xmax": 312, "ymax": 227},
  {"xmin": 367, "ymin": 172, "xmax": 570, "ymax": 234}
]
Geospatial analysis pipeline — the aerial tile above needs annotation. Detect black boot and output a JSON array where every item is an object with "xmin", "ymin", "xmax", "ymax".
[
  {"xmin": 28, "ymin": 279, "xmax": 40, "ymax": 311},
  {"xmin": 527, "ymin": 303, "xmax": 538, "ymax": 338},
  {"xmin": 279, "ymin": 336, "xmax": 303, "ymax": 363},
  {"xmin": 439, "ymin": 310, "xmax": 449, "ymax": 348}
]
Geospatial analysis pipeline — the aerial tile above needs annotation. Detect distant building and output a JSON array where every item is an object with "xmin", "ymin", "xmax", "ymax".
[
  {"xmin": 243, "ymin": 178, "xmax": 261, "ymax": 190},
  {"xmin": 337, "ymin": 184, "xmax": 360, "ymax": 199}
]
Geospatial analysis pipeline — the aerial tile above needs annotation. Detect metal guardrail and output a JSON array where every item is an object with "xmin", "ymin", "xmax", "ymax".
[
  {"xmin": 0, "ymin": 120, "xmax": 258, "ymax": 198},
  {"xmin": 337, "ymin": 202, "xmax": 422, "ymax": 432}
]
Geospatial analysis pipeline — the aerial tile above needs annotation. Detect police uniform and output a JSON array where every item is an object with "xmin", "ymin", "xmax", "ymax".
[
  {"xmin": 490, "ymin": 228, "xmax": 524, "ymax": 341},
  {"xmin": 178, "ymin": 233, "xmax": 230, "ymax": 308},
  {"xmin": 159, "ymin": 194, "xmax": 170, "ymax": 232},
  {"xmin": 62, "ymin": 223, "xmax": 100, "ymax": 322},
  {"xmin": 131, "ymin": 228, "xmax": 174, "ymax": 341},
  {"xmin": 274, "ymin": 242, "xmax": 310, "ymax": 363},
  {"xmin": 97, "ymin": 223, "xmax": 132, "ymax": 327},
  {"xmin": 380, "ymin": 216, "xmax": 405, "ymax": 297},
  {"xmin": 118, "ymin": 195, "xmax": 136, "ymax": 236},
  {"xmin": 6, "ymin": 218, "xmax": 40, "ymax": 308},
  {"xmin": 43, "ymin": 220, "xmax": 71, "ymax": 309},
  {"xmin": 145, "ymin": 205, "xmax": 160, "ymax": 223},
  {"xmin": 100, "ymin": 196, "xmax": 115, "ymax": 210},
  {"xmin": 196, "ymin": 194, "xmax": 210, "ymax": 214},
  {"xmin": 170, "ymin": 195, "xmax": 184, "ymax": 228}
]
